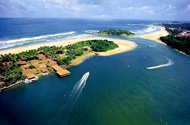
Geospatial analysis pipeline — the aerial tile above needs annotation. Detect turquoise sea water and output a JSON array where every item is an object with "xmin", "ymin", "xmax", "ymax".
[{"xmin": 0, "ymin": 19, "xmax": 190, "ymax": 125}]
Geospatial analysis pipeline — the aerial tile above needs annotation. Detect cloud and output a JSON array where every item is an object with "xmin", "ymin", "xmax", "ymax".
[{"xmin": 0, "ymin": 0, "xmax": 189, "ymax": 20}]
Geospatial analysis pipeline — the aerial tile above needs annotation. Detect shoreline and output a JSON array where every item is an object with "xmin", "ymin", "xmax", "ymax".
[
  {"xmin": 0, "ymin": 80, "xmax": 23, "ymax": 93},
  {"xmin": 0, "ymin": 37, "xmax": 137, "ymax": 92},
  {"xmin": 140, "ymin": 27, "xmax": 169, "ymax": 45},
  {"xmin": 140, "ymin": 27, "xmax": 189, "ymax": 56},
  {"xmin": 70, "ymin": 38, "xmax": 137, "ymax": 66},
  {"xmin": 0, "ymin": 37, "xmax": 137, "ymax": 56}
]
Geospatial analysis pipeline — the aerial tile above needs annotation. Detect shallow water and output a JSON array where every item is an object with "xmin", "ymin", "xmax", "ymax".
[{"xmin": 0, "ymin": 19, "xmax": 190, "ymax": 125}]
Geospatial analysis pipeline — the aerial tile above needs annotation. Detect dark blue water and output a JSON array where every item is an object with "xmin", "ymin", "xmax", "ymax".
[
  {"xmin": 0, "ymin": 18, "xmax": 164, "ymax": 50},
  {"xmin": 0, "ymin": 18, "xmax": 190, "ymax": 125}
]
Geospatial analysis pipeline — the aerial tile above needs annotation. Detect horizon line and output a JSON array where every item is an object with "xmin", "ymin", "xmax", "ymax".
[{"xmin": 0, "ymin": 17, "xmax": 190, "ymax": 22}]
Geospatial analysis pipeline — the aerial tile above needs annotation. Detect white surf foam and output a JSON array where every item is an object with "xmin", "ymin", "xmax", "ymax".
[
  {"xmin": 146, "ymin": 57, "xmax": 174, "ymax": 70},
  {"xmin": 127, "ymin": 23, "xmax": 146, "ymax": 26},
  {"xmin": 85, "ymin": 30, "xmax": 99, "ymax": 33},
  {"xmin": 148, "ymin": 45, "xmax": 157, "ymax": 48},
  {"xmin": 133, "ymin": 25, "xmax": 157, "ymax": 34},
  {"xmin": 0, "ymin": 33, "xmax": 93, "ymax": 50},
  {"xmin": 3, "ymin": 31, "xmax": 75, "ymax": 44}
]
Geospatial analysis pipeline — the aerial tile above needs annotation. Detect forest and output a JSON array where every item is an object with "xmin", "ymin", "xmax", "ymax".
[{"xmin": 160, "ymin": 23, "xmax": 190, "ymax": 55}]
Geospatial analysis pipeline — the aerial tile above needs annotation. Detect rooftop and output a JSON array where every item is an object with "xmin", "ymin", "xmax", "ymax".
[
  {"xmin": 0, "ymin": 81, "xmax": 5, "ymax": 85},
  {"xmin": 17, "ymin": 61, "xmax": 26, "ymax": 65},
  {"xmin": 52, "ymin": 64, "xmax": 70, "ymax": 77},
  {"xmin": 40, "ymin": 67, "xmax": 48, "ymax": 73},
  {"xmin": 38, "ymin": 54, "xmax": 46, "ymax": 60},
  {"xmin": 25, "ymin": 72, "xmax": 36, "ymax": 79}
]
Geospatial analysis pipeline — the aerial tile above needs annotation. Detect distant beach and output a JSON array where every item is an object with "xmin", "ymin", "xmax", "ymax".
[
  {"xmin": 0, "ymin": 37, "xmax": 137, "ymax": 55},
  {"xmin": 140, "ymin": 27, "xmax": 169, "ymax": 45}
]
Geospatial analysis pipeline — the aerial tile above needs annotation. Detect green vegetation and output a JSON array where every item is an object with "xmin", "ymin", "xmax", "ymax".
[
  {"xmin": 0, "ymin": 39, "xmax": 118, "ymax": 87},
  {"xmin": 160, "ymin": 35, "xmax": 190, "ymax": 55},
  {"xmin": 91, "ymin": 40, "xmax": 118, "ymax": 52},
  {"xmin": 160, "ymin": 23, "xmax": 190, "ymax": 55},
  {"xmin": 99, "ymin": 29, "xmax": 134, "ymax": 36},
  {"xmin": 162, "ymin": 23, "xmax": 190, "ymax": 35},
  {"xmin": 28, "ymin": 64, "xmax": 35, "ymax": 69},
  {"xmin": 57, "ymin": 57, "xmax": 72, "ymax": 65},
  {"xmin": 57, "ymin": 39, "xmax": 118, "ymax": 65},
  {"xmin": 1, "ymin": 64, "xmax": 22, "ymax": 86}
]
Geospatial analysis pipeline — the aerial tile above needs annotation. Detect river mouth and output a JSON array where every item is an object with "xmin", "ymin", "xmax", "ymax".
[{"xmin": 0, "ymin": 19, "xmax": 190, "ymax": 125}]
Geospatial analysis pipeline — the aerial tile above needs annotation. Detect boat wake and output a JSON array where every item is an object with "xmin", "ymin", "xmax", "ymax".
[
  {"xmin": 67, "ymin": 72, "xmax": 90, "ymax": 108},
  {"xmin": 146, "ymin": 57, "xmax": 174, "ymax": 70},
  {"xmin": 52, "ymin": 72, "xmax": 90, "ymax": 124}
]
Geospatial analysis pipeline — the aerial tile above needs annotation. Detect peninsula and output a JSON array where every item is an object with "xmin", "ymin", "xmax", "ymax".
[{"xmin": 0, "ymin": 37, "xmax": 137, "ymax": 91}]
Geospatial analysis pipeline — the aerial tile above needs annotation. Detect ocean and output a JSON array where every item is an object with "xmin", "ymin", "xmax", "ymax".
[
  {"xmin": 0, "ymin": 18, "xmax": 190, "ymax": 125},
  {"xmin": 0, "ymin": 18, "xmax": 162, "ymax": 50}
]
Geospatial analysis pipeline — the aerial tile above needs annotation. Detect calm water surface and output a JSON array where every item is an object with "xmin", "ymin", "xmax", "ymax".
[{"xmin": 0, "ymin": 19, "xmax": 190, "ymax": 125}]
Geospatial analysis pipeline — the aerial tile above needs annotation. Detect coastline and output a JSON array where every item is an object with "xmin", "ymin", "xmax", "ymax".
[
  {"xmin": 0, "ymin": 80, "xmax": 23, "ymax": 93},
  {"xmin": 140, "ymin": 27, "xmax": 189, "ymax": 56},
  {"xmin": 0, "ymin": 37, "xmax": 137, "ymax": 56},
  {"xmin": 140, "ymin": 27, "xmax": 169, "ymax": 45},
  {"xmin": 0, "ymin": 37, "xmax": 137, "ymax": 92}
]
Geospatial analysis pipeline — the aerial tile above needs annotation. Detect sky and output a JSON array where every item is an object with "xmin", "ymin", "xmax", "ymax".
[{"xmin": 0, "ymin": 0, "xmax": 190, "ymax": 21}]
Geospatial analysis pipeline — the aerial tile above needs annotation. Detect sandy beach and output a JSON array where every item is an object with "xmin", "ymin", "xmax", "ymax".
[
  {"xmin": 0, "ymin": 37, "xmax": 137, "ymax": 66},
  {"xmin": 140, "ymin": 27, "xmax": 169, "ymax": 45},
  {"xmin": 0, "ymin": 37, "xmax": 137, "ymax": 55}
]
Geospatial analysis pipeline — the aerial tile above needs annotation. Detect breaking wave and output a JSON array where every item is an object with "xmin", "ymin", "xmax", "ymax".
[
  {"xmin": 127, "ymin": 23, "xmax": 146, "ymax": 26},
  {"xmin": 148, "ymin": 45, "xmax": 157, "ymax": 48},
  {"xmin": 5, "ymin": 31, "xmax": 76, "ymax": 44},
  {"xmin": 85, "ymin": 30, "xmax": 99, "ymax": 34},
  {"xmin": 0, "ymin": 33, "xmax": 93, "ymax": 50},
  {"xmin": 146, "ymin": 57, "xmax": 174, "ymax": 70},
  {"xmin": 133, "ymin": 25, "xmax": 157, "ymax": 34}
]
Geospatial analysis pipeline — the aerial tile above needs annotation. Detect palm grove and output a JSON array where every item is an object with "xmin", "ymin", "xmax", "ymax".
[{"xmin": 0, "ymin": 39, "xmax": 118, "ymax": 87}]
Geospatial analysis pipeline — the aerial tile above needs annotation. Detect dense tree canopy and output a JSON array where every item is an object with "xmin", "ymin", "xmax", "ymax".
[
  {"xmin": 99, "ymin": 29, "xmax": 134, "ymax": 36},
  {"xmin": 0, "ymin": 39, "xmax": 119, "ymax": 86},
  {"xmin": 160, "ymin": 23, "xmax": 190, "ymax": 55}
]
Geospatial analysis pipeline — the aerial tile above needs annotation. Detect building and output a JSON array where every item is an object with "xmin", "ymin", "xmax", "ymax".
[
  {"xmin": 38, "ymin": 54, "xmax": 46, "ymax": 60},
  {"xmin": 40, "ymin": 67, "xmax": 49, "ymax": 76},
  {"xmin": 17, "ymin": 61, "xmax": 26, "ymax": 66},
  {"xmin": 0, "ymin": 81, "xmax": 5, "ymax": 88},
  {"xmin": 41, "ymin": 59, "xmax": 57, "ymax": 67},
  {"xmin": 52, "ymin": 64, "xmax": 70, "ymax": 77},
  {"xmin": 0, "ymin": 62, "xmax": 12, "ymax": 67},
  {"xmin": 178, "ymin": 30, "xmax": 190, "ymax": 37},
  {"xmin": 24, "ymin": 72, "xmax": 38, "ymax": 83}
]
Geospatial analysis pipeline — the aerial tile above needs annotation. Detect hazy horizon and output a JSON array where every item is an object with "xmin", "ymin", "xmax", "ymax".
[{"xmin": 0, "ymin": 0, "xmax": 190, "ymax": 21}]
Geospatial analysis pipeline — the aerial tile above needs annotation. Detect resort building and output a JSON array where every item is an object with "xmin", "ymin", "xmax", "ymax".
[
  {"xmin": 17, "ymin": 61, "xmax": 26, "ymax": 66},
  {"xmin": 38, "ymin": 54, "xmax": 47, "ymax": 60},
  {"xmin": 0, "ymin": 81, "xmax": 5, "ymax": 88},
  {"xmin": 41, "ymin": 59, "xmax": 57, "ymax": 67},
  {"xmin": 52, "ymin": 64, "xmax": 70, "ymax": 77},
  {"xmin": 40, "ymin": 67, "xmax": 49, "ymax": 76},
  {"xmin": 24, "ymin": 72, "xmax": 38, "ymax": 83},
  {"xmin": 17, "ymin": 55, "xmax": 71, "ymax": 83},
  {"xmin": 178, "ymin": 32, "xmax": 190, "ymax": 37}
]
